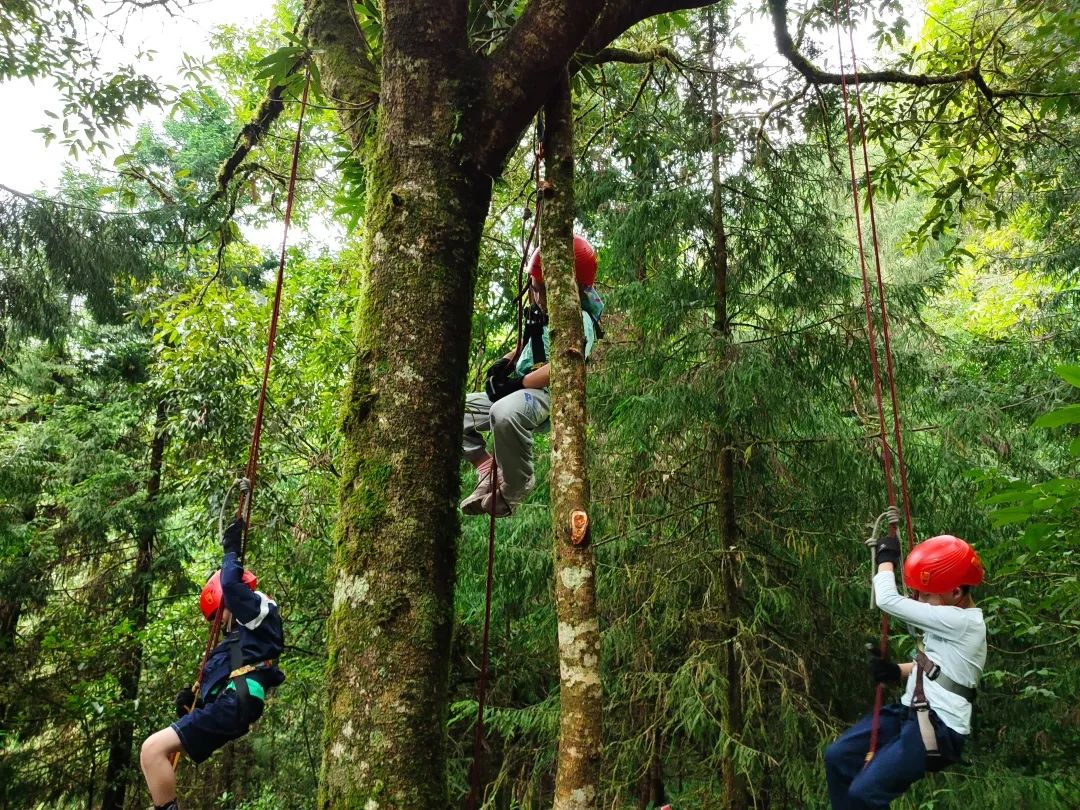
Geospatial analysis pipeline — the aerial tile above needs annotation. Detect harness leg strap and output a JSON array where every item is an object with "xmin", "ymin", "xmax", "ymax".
[
  {"xmin": 912, "ymin": 652, "xmax": 940, "ymax": 758},
  {"xmin": 229, "ymin": 634, "xmax": 250, "ymax": 716},
  {"xmin": 914, "ymin": 705, "xmax": 939, "ymax": 757}
]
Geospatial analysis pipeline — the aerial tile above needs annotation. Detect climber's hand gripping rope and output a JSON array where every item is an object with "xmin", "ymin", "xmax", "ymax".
[{"xmin": 865, "ymin": 506, "xmax": 900, "ymax": 608}]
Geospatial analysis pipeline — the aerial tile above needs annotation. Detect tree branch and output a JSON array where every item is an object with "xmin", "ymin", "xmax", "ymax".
[
  {"xmin": 472, "ymin": 0, "xmax": 719, "ymax": 176},
  {"xmin": 584, "ymin": 46, "xmax": 678, "ymax": 66},
  {"xmin": 211, "ymin": 80, "xmax": 293, "ymax": 203},
  {"xmin": 768, "ymin": 0, "xmax": 1066, "ymax": 100},
  {"xmin": 472, "ymin": 0, "xmax": 607, "ymax": 175},
  {"xmin": 579, "ymin": 0, "xmax": 716, "ymax": 57},
  {"xmin": 769, "ymin": 0, "xmax": 974, "ymax": 87}
]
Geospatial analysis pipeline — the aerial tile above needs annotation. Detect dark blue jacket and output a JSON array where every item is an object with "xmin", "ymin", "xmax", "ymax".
[{"xmin": 200, "ymin": 551, "xmax": 285, "ymax": 701}]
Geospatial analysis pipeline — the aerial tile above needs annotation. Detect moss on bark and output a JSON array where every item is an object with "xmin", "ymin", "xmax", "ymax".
[
  {"xmin": 543, "ymin": 72, "xmax": 604, "ymax": 810},
  {"xmin": 315, "ymin": 3, "xmax": 492, "ymax": 807}
]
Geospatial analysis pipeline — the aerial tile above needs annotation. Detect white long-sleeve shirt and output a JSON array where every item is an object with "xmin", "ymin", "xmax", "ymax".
[{"xmin": 873, "ymin": 571, "xmax": 986, "ymax": 734}]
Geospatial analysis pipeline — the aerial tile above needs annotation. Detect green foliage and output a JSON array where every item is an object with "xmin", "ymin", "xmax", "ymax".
[
  {"xmin": 3, "ymin": 2, "xmax": 1080, "ymax": 808},
  {"xmin": 1, "ymin": 0, "xmax": 165, "ymax": 156},
  {"xmin": 0, "ymin": 187, "xmax": 156, "ymax": 360},
  {"xmin": 857, "ymin": 1, "xmax": 1080, "ymax": 263}
]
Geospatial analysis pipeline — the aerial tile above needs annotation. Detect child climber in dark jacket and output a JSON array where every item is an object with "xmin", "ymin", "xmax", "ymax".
[{"xmin": 140, "ymin": 518, "xmax": 284, "ymax": 810}]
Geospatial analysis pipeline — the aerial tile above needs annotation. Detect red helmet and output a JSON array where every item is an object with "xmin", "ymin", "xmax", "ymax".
[
  {"xmin": 903, "ymin": 535, "xmax": 984, "ymax": 594},
  {"xmin": 528, "ymin": 235, "xmax": 597, "ymax": 287},
  {"xmin": 200, "ymin": 569, "xmax": 257, "ymax": 620}
]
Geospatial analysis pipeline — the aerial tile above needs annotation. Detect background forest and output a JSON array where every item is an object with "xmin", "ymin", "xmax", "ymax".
[{"xmin": 1, "ymin": 0, "xmax": 1077, "ymax": 808}]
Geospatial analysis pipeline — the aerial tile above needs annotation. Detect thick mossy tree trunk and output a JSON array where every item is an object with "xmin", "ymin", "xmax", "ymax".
[
  {"xmin": 543, "ymin": 74, "xmax": 603, "ymax": 810},
  {"xmin": 101, "ymin": 400, "xmax": 167, "ymax": 810},
  {"xmin": 315, "ymin": 5, "xmax": 489, "ymax": 808},
  {"xmin": 708, "ymin": 11, "xmax": 747, "ymax": 807},
  {"xmin": 302, "ymin": 2, "xmax": 718, "ymax": 805}
]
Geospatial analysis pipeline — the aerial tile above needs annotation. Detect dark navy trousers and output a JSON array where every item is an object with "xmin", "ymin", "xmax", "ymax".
[{"xmin": 825, "ymin": 703, "xmax": 965, "ymax": 809}]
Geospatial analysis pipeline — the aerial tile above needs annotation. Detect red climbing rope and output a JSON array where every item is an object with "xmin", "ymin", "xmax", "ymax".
[
  {"xmin": 172, "ymin": 64, "xmax": 312, "ymax": 772},
  {"xmin": 831, "ymin": 2, "xmax": 914, "ymax": 761},
  {"xmin": 465, "ymin": 116, "xmax": 545, "ymax": 810},
  {"xmin": 839, "ymin": 3, "xmax": 915, "ymax": 552},
  {"xmin": 239, "ymin": 63, "xmax": 314, "ymax": 562}
]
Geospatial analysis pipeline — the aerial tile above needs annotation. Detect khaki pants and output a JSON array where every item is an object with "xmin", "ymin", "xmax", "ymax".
[{"xmin": 463, "ymin": 389, "xmax": 550, "ymax": 503}]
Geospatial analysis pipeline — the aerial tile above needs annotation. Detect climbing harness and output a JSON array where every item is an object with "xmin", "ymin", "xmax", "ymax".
[
  {"xmin": 523, "ymin": 303, "xmax": 549, "ymax": 364},
  {"xmin": 830, "ymin": 0, "xmax": 918, "ymax": 763},
  {"xmin": 910, "ymin": 645, "xmax": 978, "ymax": 758},
  {"xmin": 171, "ymin": 63, "xmax": 312, "ymax": 770},
  {"xmin": 914, "ymin": 650, "xmax": 977, "ymax": 703}
]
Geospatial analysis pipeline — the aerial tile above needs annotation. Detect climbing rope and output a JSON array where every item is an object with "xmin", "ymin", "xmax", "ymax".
[
  {"xmin": 465, "ymin": 115, "xmax": 545, "ymax": 810},
  {"xmin": 172, "ymin": 63, "xmax": 312, "ymax": 772},
  {"xmin": 830, "ymin": 2, "xmax": 915, "ymax": 762},
  {"xmin": 238, "ymin": 63, "xmax": 314, "ymax": 563}
]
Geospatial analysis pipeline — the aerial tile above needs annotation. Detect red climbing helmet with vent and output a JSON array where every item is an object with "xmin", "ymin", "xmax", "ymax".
[
  {"xmin": 903, "ymin": 535, "xmax": 984, "ymax": 594},
  {"xmin": 200, "ymin": 569, "xmax": 257, "ymax": 620},
  {"xmin": 528, "ymin": 234, "xmax": 597, "ymax": 287}
]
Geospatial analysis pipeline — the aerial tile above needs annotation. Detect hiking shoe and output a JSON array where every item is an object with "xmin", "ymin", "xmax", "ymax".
[
  {"xmin": 480, "ymin": 487, "xmax": 513, "ymax": 518},
  {"xmin": 460, "ymin": 466, "xmax": 498, "ymax": 515}
]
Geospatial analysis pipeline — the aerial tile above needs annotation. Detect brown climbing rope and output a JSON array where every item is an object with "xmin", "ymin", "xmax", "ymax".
[
  {"xmin": 465, "ymin": 115, "xmax": 545, "ymax": 810},
  {"xmin": 831, "ymin": 0, "xmax": 915, "ymax": 762},
  {"xmin": 171, "ymin": 63, "xmax": 312, "ymax": 771}
]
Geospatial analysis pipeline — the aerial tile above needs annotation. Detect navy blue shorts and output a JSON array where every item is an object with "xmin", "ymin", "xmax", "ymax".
[{"xmin": 171, "ymin": 688, "xmax": 264, "ymax": 764}]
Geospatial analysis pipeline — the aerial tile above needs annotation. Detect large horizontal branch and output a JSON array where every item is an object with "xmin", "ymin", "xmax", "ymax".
[
  {"xmin": 472, "ymin": 0, "xmax": 718, "ymax": 176},
  {"xmin": 579, "ymin": 0, "xmax": 715, "ymax": 57},
  {"xmin": 768, "ymin": 0, "xmax": 1037, "ymax": 100},
  {"xmin": 770, "ymin": 0, "xmax": 973, "ymax": 87},
  {"xmin": 585, "ymin": 46, "xmax": 679, "ymax": 66}
]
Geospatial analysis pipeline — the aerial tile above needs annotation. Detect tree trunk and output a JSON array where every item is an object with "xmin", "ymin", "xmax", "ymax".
[
  {"xmin": 708, "ymin": 11, "xmax": 747, "ymax": 810},
  {"xmin": 316, "ymin": 3, "xmax": 492, "ymax": 807},
  {"xmin": 303, "ymin": 1, "xmax": 726, "ymax": 804},
  {"xmin": 100, "ymin": 400, "xmax": 167, "ymax": 810},
  {"xmin": 636, "ymin": 728, "xmax": 665, "ymax": 809},
  {"xmin": 543, "ymin": 72, "xmax": 604, "ymax": 810}
]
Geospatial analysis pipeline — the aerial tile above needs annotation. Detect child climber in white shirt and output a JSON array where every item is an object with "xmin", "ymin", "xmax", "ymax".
[{"xmin": 825, "ymin": 513, "xmax": 987, "ymax": 809}]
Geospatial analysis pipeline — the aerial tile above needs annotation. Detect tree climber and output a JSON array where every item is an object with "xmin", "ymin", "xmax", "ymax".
[
  {"xmin": 825, "ymin": 519, "xmax": 986, "ymax": 809},
  {"xmin": 461, "ymin": 234, "xmax": 603, "ymax": 518},
  {"xmin": 139, "ymin": 518, "xmax": 285, "ymax": 810}
]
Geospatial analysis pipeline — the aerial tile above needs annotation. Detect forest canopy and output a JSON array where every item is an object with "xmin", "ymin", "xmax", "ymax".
[{"xmin": 1, "ymin": 1, "xmax": 1077, "ymax": 809}]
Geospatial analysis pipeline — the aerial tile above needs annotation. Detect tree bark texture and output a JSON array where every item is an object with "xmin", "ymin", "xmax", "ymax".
[
  {"xmin": 101, "ymin": 400, "xmax": 167, "ymax": 810},
  {"xmin": 543, "ymin": 73, "xmax": 604, "ymax": 810},
  {"xmin": 302, "ymin": 1, "xmax": 725, "ymax": 805},
  {"xmin": 708, "ymin": 11, "xmax": 747, "ymax": 807},
  {"xmin": 315, "ymin": 3, "xmax": 490, "ymax": 808}
]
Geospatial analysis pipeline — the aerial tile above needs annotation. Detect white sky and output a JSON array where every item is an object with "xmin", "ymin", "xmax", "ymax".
[
  {"xmin": 0, "ymin": 0, "xmax": 272, "ymax": 193},
  {"xmin": 0, "ymin": 0, "xmax": 919, "ymax": 196}
]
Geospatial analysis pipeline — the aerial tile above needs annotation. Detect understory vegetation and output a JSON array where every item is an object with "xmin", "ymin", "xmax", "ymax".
[{"xmin": 1, "ymin": 1, "xmax": 1077, "ymax": 808}]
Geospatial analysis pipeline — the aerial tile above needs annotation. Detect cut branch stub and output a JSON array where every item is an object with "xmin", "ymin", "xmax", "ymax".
[{"xmin": 570, "ymin": 510, "xmax": 589, "ymax": 545}]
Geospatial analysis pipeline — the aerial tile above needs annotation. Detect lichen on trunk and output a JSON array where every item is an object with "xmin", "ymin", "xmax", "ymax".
[
  {"xmin": 543, "ymin": 71, "xmax": 604, "ymax": 810},
  {"xmin": 316, "ymin": 3, "xmax": 492, "ymax": 807}
]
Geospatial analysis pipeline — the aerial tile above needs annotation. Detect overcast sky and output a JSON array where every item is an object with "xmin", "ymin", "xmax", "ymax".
[
  {"xmin": 0, "ymin": 1, "xmax": 917, "ymax": 196},
  {"xmin": 0, "ymin": 0, "xmax": 272, "ymax": 193}
]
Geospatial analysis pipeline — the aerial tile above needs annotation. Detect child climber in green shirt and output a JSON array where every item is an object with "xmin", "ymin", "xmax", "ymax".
[{"xmin": 461, "ymin": 234, "xmax": 602, "ymax": 517}]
